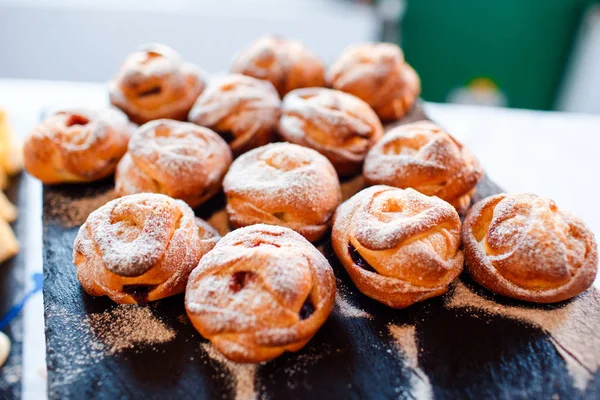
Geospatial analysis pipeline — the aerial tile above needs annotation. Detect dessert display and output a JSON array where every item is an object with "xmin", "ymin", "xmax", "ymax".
[
  {"xmin": 73, "ymin": 193, "xmax": 219, "ymax": 304},
  {"xmin": 188, "ymin": 74, "xmax": 281, "ymax": 156},
  {"xmin": 185, "ymin": 224, "xmax": 336, "ymax": 362},
  {"xmin": 14, "ymin": 35, "xmax": 596, "ymax": 397},
  {"xmin": 332, "ymin": 185, "xmax": 463, "ymax": 309},
  {"xmin": 223, "ymin": 142, "xmax": 341, "ymax": 241},
  {"xmin": 462, "ymin": 193, "xmax": 598, "ymax": 303},
  {"xmin": 23, "ymin": 107, "xmax": 132, "ymax": 184},
  {"xmin": 363, "ymin": 121, "xmax": 484, "ymax": 213},
  {"xmin": 278, "ymin": 87, "xmax": 383, "ymax": 176},
  {"xmin": 115, "ymin": 119, "xmax": 232, "ymax": 208},
  {"xmin": 328, "ymin": 42, "xmax": 420, "ymax": 121},
  {"xmin": 231, "ymin": 36, "xmax": 326, "ymax": 97},
  {"xmin": 109, "ymin": 44, "xmax": 206, "ymax": 124}
]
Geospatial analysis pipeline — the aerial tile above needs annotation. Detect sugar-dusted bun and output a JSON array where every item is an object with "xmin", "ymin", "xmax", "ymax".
[
  {"xmin": 328, "ymin": 42, "xmax": 420, "ymax": 121},
  {"xmin": 332, "ymin": 185, "xmax": 463, "ymax": 308},
  {"xmin": 115, "ymin": 119, "xmax": 232, "ymax": 208},
  {"xmin": 462, "ymin": 193, "xmax": 598, "ymax": 303},
  {"xmin": 24, "ymin": 107, "xmax": 132, "ymax": 184},
  {"xmin": 109, "ymin": 44, "xmax": 206, "ymax": 124},
  {"xmin": 223, "ymin": 142, "xmax": 341, "ymax": 241},
  {"xmin": 73, "ymin": 193, "xmax": 220, "ymax": 304},
  {"xmin": 231, "ymin": 36, "xmax": 325, "ymax": 97},
  {"xmin": 188, "ymin": 74, "xmax": 281, "ymax": 156},
  {"xmin": 279, "ymin": 87, "xmax": 383, "ymax": 176},
  {"xmin": 185, "ymin": 224, "xmax": 336, "ymax": 363},
  {"xmin": 364, "ymin": 121, "xmax": 483, "ymax": 214}
]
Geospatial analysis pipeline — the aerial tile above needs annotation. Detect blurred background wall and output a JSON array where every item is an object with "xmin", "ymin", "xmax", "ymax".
[{"xmin": 1, "ymin": 0, "xmax": 599, "ymax": 114}]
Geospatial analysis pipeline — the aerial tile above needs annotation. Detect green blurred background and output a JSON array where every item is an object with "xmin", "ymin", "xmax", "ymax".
[{"xmin": 390, "ymin": 0, "xmax": 598, "ymax": 110}]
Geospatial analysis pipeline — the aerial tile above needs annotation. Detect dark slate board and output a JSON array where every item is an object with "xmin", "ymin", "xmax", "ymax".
[
  {"xmin": 0, "ymin": 174, "xmax": 25, "ymax": 400},
  {"xmin": 43, "ymin": 105, "xmax": 600, "ymax": 399}
]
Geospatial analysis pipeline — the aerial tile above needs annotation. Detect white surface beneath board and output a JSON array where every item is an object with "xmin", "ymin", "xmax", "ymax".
[{"xmin": 0, "ymin": 78, "xmax": 599, "ymax": 399}]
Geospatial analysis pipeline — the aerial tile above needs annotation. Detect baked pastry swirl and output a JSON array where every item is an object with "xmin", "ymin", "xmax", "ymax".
[
  {"xmin": 188, "ymin": 74, "xmax": 281, "ymax": 156},
  {"xmin": 185, "ymin": 224, "xmax": 336, "ymax": 362},
  {"xmin": 115, "ymin": 119, "xmax": 232, "ymax": 208},
  {"xmin": 279, "ymin": 87, "xmax": 383, "ymax": 176},
  {"xmin": 462, "ymin": 193, "xmax": 598, "ymax": 303},
  {"xmin": 363, "ymin": 121, "xmax": 483, "ymax": 213},
  {"xmin": 327, "ymin": 42, "xmax": 420, "ymax": 121},
  {"xmin": 24, "ymin": 107, "xmax": 132, "ymax": 184},
  {"xmin": 109, "ymin": 44, "xmax": 206, "ymax": 124},
  {"xmin": 73, "ymin": 193, "xmax": 220, "ymax": 304},
  {"xmin": 223, "ymin": 142, "xmax": 341, "ymax": 242},
  {"xmin": 332, "ymin": 185, "xmax": 463, "ymax": 308},
  {"xmin": 231, "ymin": 36, "xmax": 326, "ymax": 97}
]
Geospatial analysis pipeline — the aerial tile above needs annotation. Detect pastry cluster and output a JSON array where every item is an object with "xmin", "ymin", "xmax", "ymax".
[{"xmin": 17, "ymin": 36, "xmax": 591, "ymax": 365}]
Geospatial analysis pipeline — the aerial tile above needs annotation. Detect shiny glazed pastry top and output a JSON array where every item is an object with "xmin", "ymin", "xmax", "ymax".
[
  {"xmin": 278, "ymin": 87, "xmax": 383, "ymax": 176},
  {"xmin": 188, "ymin": 74, "xmax": 281, "ymax": 156},
  {"xmin": 23, "ymin": 107, "xmax": 132, "ymax": 184},
  {"xmin": 185, "ymin": 224, "xmax": 336, "ymax": 363},
  {"xmin": 327, "ymin": 42, "xmax": 420, "ymax": 121},
  {"xmin": 73, "ymin": 193, "xmax": 219, "ymax": 304},
  {"xmin": 115, "ymin": 119, "xmax": 232, "ymax": 208},
  {"xmin": 109, "ymin": 44, "xmax": 206, "ymax": 124},
  {"xmin": 363, "ymin": 121, "xmax": 484, "ymax": 213},
  {"xmin": 223, "ymin": 142, "xmax": 341, "ymax": 242},
  {"xmin": 231, "ymin": 36, "xmax": 326, "ymax": 97},
  {"xmin": 462, "ymin": 193, "xmax": 598, "ymax": 303},
  {"xmin": 332, "ymin": 185, "xmax": 463, "ymax": 308}
]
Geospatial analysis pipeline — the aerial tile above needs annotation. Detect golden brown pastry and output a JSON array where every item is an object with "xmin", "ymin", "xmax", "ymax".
[
  {"xmin": 24, "ymin": 108, "xmax": 132, "ymax": 184},
  {"xmin": 278, "ymin": 87, "xmax": 383, "ymax": 176},
  {"xmin": 462, "ymin": 193, "xmax": 598, "ymax": 303},
  {"xmin": 223, "ymin": 142, "xmax": 341, "ymax": 242},
  {"xmin": 115, "ymin": 119, "xmax": 232, "ymax": 208},
  {"xmin": 73, "ymin": 193, "xmax": 220, "ymax": 304},
  {"xmin": 327, "ymin": 42, "xmax": 421, "ymax": 121},
  {"xmin": 363, "ymin": 121, "xmax": 483, "ymax": 213},
  {"xmin": 109, "ymin": 44, "xmax": 206, "ymax": 124},
  {"xmin": 188, "ymin": 74, "xmax": 281, "ymax": 156},
  {"xmin": 185, "ymin": 224, "xmax": 336, "ymax": 362},
  {"xmin": 332, "ymin": 185, "xmax": 463, "ymax": 308},
  {"xmin": 231, "ymin": 36, "xmax": 325, "ymax": 97}
]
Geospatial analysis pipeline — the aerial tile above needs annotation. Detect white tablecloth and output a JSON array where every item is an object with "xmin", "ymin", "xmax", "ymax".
[{"xmin": 1, "ymin": 78, "xmax": 599, "ymax": 399}]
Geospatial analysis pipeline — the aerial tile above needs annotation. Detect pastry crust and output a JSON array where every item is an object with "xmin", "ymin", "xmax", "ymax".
[
  {"xmin": 24, "ymin": 107, "xmax": 132, "ymax": 184},
  {"xmin": 231, "ymin": 36, "xmax": 325, "ymax": 97},
  {"xmin": 188, "ymin": 74, "xmax": 281, "ymax": 156},
  {"xmin": 462, "ymin": 193, "xmax": 598, "ymax": 303},
  {"xmin": 109, "ymin": 44, "xmax": 206, "ymax": 124},
  {"xmin": 73, "ymin": 193, "xmax": 220, "ymax": 304},
  {"xmin": 115, "ymin": 119, "xmax": 232, "ymax": 208},
  {"xmin": 185, "ymin": 224, "xmax": 336, "ymax": 363},
  {"xmin": 332, "ymin": 185, "xmax": 463, "ymax": 308},
  {"xmin": 223, "ymin": 142, "xmax": 341, "ymax": 242},
  {"xmin": 327, "ymin": 42, "xmax": 420, "ymax": 121},
  {"xmin": 279, "ymin": 87, "xmax": 383, "ymax": 176},
  {"xmin": 363, "ymin": 121, "xmax": 483, "ymax": 213}
]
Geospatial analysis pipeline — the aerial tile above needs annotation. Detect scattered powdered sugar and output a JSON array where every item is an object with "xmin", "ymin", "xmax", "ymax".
[
  {"xmin": 334, "ymin": 280, "xmax": 372, "ymax": 319},
  {"xmin": 45, "ymin": 304, "xmax": 175, "ymax": 393},
  {"xmin": 388, "ymin": 324, "xmax": 434, "ymax": 400},
  {"xmin": 45, "ymin": 189, "xmax": 116, "ymax": 228},
  {"xmin": 201, "ymin": 343, "xmax": 258, "ymax": 400},
  {"xmin": 87, "ymin": 305, "xmax": 175, "ymax": 354},
  {"xmin": 446, "ymin": 281, "xmax": 600, "ymax": 391}
]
